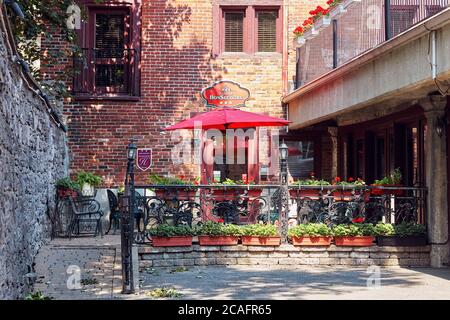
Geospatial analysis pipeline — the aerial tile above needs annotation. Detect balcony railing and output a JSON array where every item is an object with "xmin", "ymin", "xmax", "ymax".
[
  {"xmin": 118, "ymin": 184, "xmax": 427, "ymax": 243},
  {"xmin": 72, "ymin": 48, "xmax": 139, "ymax": 98},
  {"xmin": 295, "ymin": 0, "xmax": 450, "ymax": 88}
]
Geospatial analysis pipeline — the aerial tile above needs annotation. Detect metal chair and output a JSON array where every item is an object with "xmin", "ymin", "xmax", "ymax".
[
  {"xmin": 106, "ymin": 189, "xmax": 121, "ymax": 234},
  {"xmin": 67, "ymin": 197, "xmax": 104, "ymax": 239}
]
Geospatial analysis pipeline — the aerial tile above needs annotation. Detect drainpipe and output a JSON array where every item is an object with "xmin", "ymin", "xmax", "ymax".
[{"xmin": 430, "ymin": 30, "xmax": 437, "ymax": 80}]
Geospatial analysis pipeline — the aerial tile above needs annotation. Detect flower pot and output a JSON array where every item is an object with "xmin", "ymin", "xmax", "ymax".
[
  {"xmin": 371, "ymin": 185, "xmax": 404, "ymax": 196},
  {"xmin": 151, "ymin": 236, "xmax": 193, "ymax": 247},
  {"xmin": 198, "ymin": 236, "xmax": 239, "ymax": 246},
  {"xmin": 241, "ymin": 236, "xmax": 281, "ymax": 246},
  {"xmin": 57, "ymin": 188, "xmax": 78, "ymax": 199},
  {"xmin": 289, "ymin": 189, "xmax": 320, "ymax": 198},
  {"xmin": 334, "ymin": 236, "xmax": 374, "ymax": 247},
  {"xmin": 291, "ymin": 236, "xmax": 332, "ymax": 246},
  {"xmin": 81, "ymin": 183, "xmax": 95, "ymax": 197},
  {"xmin": 376, "ymin": 235, "xmax": 427, "ymax": 246},
  {"xmin": 212, "ymin": 189, "xmax": 243, "ymax": 201},
  {"xmin": 332, "ymin": 190, "xmax": 354, "ymax": 201},
  {"xmin": 246, "ymin": 189, "xmax": 262, "ymax": 198},
  {"xmin": 155, "ymin": 189, "xmax": 196, "ymax": 201}
]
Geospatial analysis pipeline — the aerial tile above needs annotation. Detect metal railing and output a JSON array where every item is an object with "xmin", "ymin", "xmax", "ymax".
[
  {"xmin": 296, "ymin": 0, "xmax": 450, "ymax": 88},
  {"xmin": 72, "ymin": 48, "xmax": 139, "ymax": 97},
  {"xmin": 118, "ymin": 184, "xmax": 427, "ymax": 244}
]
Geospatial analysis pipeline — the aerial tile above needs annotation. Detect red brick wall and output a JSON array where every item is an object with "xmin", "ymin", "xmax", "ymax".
[{"xmin": 40, "ymin": 0, "xmax": 323, "ymax": 186}]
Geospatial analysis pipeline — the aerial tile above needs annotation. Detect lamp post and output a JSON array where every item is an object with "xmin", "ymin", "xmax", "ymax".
[
  {"xmin": 121, "ymin": 140, "xmax": 137, "ymax": 294},
  {"xmin": 278, "ymin": 140, "xmax": 289, "ymax": 243}
]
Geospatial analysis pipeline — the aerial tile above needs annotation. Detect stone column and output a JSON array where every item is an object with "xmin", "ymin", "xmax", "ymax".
[
  {"xmin": 421, "ymin": 95, "xmax": 449, "ymax": 268},
  {"xmin": 328, "ymin": 127, "xmax": 339, "ymax": 179}
]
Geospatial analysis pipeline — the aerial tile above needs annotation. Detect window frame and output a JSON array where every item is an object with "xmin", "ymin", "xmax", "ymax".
[
  {"xmin": 213, "ymin": 1, "xmax": 282, "ymax": 56},
  {"xmin": 74, "ymin": 0, "xmax": 141, "ymax": 101}
]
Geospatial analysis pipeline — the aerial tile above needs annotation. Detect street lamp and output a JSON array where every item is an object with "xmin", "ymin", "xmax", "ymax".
[
  {"xmin": 122, "ymin": 140, "xmax": 137, "ymax": 294},
  {"xmin": 278, "ymin": 139, "xmax": 289, "ymax": 243},
  {"xmin": 127, "ymin": 141, "xmax": 137, "ymax": 161}
]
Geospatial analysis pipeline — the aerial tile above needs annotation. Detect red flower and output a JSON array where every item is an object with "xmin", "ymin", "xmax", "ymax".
[
  {"xmin": 335, "ymin": 176, "xmax": 341, "ymax": 183},
  {"xmin": 352, "ymin": 217, "xmax": 365, "ymax": 223},
  {"xmin": 309, "ymin": 9, "xmax": 317, "ymax": 15},
  {"xmin": 294, "ymin": 26, "xmax": 304, "ymax": 34},
  {"xmin": 310, "ymin": 171, "xmax": 315, "ymax": 178},
  {"xmin": 348, "ymin": 177, "xmax": 354, "ymax": 182},
  {"xmin": 327, "ymin": 0, "xmax": 334, "ymax": 4},
  {"xmin": 218, "ymin": 218, "xmax": 224, "ymax": 223}
]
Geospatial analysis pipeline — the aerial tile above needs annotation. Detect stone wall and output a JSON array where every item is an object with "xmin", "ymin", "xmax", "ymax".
[
  {"xmin": 138, "ymin": 244, "xmax": 431, "ymax": 268},
  {"xmin": 0, "ymin": 17, "xmax": 68, "ymax": 298}
]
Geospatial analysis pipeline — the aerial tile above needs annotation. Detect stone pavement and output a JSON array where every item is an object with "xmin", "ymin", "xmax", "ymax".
[
  {"xmin": 32, "ymin": 236, "xmax": 450, "ymax": 300},
  {"xmin": 138, "ymin": 265, "xmax": 450, "ymax": 300},
  {"xmin": 33, "ymin": 235, "xmax": 123, "ymax": 300}
]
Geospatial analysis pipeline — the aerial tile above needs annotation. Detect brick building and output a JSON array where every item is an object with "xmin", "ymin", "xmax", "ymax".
[{"xmin": 41, "ymin": 0, "xmax": 326, "ymax": 186}]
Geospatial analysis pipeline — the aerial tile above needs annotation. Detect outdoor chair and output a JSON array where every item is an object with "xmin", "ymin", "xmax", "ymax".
[
  {"xmin": 67, "ymin": 197, "xmax": 104, "ymax": 239},
  {"xmin": 106, "ymin": 189, "xmax": 121, "ymax": 234}
]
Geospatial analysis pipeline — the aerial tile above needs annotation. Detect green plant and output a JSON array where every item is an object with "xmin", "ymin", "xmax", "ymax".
[
  {"xmin": 56, "ymin": 177, "xmax": 80, "ymax": 190},
  {"xmin": 146, "ymin": 287, "xmax": 183, "ymax": 298},
  {"xmin": 196, "ymin": 221, "xmax": 243, "ymax": 236},
  {"xmin": 394, "ymin": 222, "xmax": 426, "ymax": 237},
  {"xmin": 288, "ymin": 223, "xmax": 333, "ymax": 237},
  {"xmin": 374, "ymin": 223, "xmax": 395, "ymax": 236},
  {"xmin": 374, "ymin": 168, "xmax": 402, "ymax": 185},
  {"xmin": 241, "ymin": 224, "xmax": 278, "ymax": 237},
  {"xmin": 25, "ymin": 291, "xmax": 52, "ymax": 300},
  {"xmin": 332, "ymin": 224, "xmax": 376, "ymax": 237},
  {"xmin": 148, "ymin": 174, "xmax": 190, "ymax": 185},
  {"xmin": 148, "ymin": 224, "xmax": 195, "ymax": 237},
  {"xmin": 291, "ymin": 179, "xmax": 330, "ymax": 186},
  {"xmin": 75, "ymin": 171, "xmax": 102, "ymax": 187}
]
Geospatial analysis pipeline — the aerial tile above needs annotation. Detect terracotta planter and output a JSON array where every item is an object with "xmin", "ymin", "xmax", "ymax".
[
  {"xmin": 291, "ymin": 236, "xmax": 332, "ymax": 246},
  {"xmin": 377, "ymin": 235, "xmax": 427, "ymax": 246},
  {"xmin": 332, "ymin": 190, "xmax": 354, "ymax": 200},
  {"xmin": 241, "ymin": 236, "xmax": 281, "ymax": 246},
  {"xmin": 211, "ymin": 189, "xmax": 243, "ymax": 201},
  {"xmin": 246, "ymin": 189, "xmax": 263, "ymax": 198},
  {"xmin": 155, "ymin": 189, "xmax": 197, "ymax": 201},
  {"xmin": 289, "ymin": 189, "xmax": 320, "ymax": 198},
  {"xmin": 334, "ymin": 236, "xmax": 375, "ymax": 247},
  {"xmin": 57, "ymin": 188, "xmax": 78, "ymax": 199},
  {"xmin": 371, "ymin": 185, "xmax": 404, "ymax": 196},
  {"xmin": 198, "ymin": 236, "xmax": 239, "ymax": 246},
  {"xmin": 151, "ymin": 236, "xmax": 193, "ymax": 247}
]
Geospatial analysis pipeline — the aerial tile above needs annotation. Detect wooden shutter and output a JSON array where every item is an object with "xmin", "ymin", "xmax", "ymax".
[
  {"xmin": 257, "ymin": 11, "xmax": 277, "ymax": 52},
  {"xmin": 224, "ymin": 12, "xmax": 244, "ymax": 52}
]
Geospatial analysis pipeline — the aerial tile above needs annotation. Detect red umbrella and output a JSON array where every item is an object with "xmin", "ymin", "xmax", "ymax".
[{"xmin": 164, "ymin": 107, "xmax": 290, "ymax": 130}]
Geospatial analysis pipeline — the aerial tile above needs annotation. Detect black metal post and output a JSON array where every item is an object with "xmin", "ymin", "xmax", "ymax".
[
  {"xmin": 121, "ymin": 141, "xmax": 137, "ymax": 294},
  {"xmin": 332, "ymin": 19, "xmax": 338, "ymax": 69},
  {"xmin": 278, "ymin": 141, "xmax": 289, "ymax": 243},
  {"xmin": 385, "ymin": 0, "xmax": 392, "ymax": 40}
]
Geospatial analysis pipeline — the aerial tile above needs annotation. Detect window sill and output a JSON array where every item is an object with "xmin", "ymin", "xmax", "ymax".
[
  {"xmin": 215, "ymin": 52, "xmax": 282, "ymax": 59},
  {"xmin": 74, "ymin": 95, "xmax": 140, "ymax": 102}
]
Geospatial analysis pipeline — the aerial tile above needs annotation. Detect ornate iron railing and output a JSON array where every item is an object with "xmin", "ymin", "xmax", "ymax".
[{"xmin": 118, "ymin": 184, "xmax": 427, "ymax": 244}]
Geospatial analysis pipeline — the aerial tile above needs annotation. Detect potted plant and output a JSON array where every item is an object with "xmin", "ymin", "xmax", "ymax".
[
  {"xmin": 375, "ymin": 222, "xmax": 427, "ymax": 246},
  {"xmin": 148, "ymin": 224, "xmax": 194, "ymax": 247},
  {"xmin": 288, "ymin": 223, "xmax": 333, "ymax": 246},
  {"xmin": 289, "ymin": 174, "xmax": 330, "ymax": 198},
  {"xmin": 332, "ymin": 223, "xmax": 375, "ymax": 246},
  {"xmin": 196, "ymin": 221, "xmax": 242, "ymax": 245},
  {"xmin": 75, "ymin": 171, "xmax": 102, "ymax": 197},
  {"xmin": 56, "ymin": 177, "xmax": 80, "ymax": 198},
  {"xmin": 371, "ymin": 168, "xmax": 404, "ymax": 196},
  {"xmin": 240, "ymin": 224, "xmax": 281, "ymax": 246},
  {"xmin": 211, "ymin": 178, "xmax": 261, "ymax": 201},
  {"xmin": 332, "ymin": 177, "xmax": 366, "ymax": 200},
  {"xmin": 149, "ymin": 174, "xmax": 197, "ymax": 201}
]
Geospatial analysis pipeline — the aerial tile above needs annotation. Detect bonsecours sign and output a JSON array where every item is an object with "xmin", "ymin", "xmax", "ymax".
[{"xmin": 201, "ymin": 80, "xmax": 250, "ymax": 108}]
